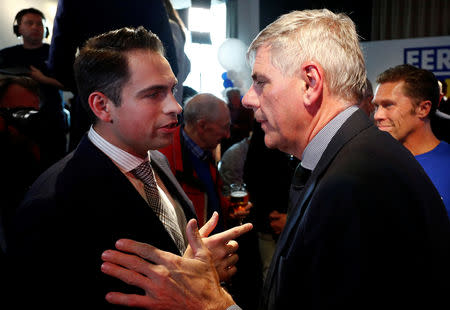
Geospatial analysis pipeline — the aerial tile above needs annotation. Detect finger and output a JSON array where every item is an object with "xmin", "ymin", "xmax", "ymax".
[
  {"xmin": 245, "ymin": 202, "xmax": 253, "ymax": 210},
  {"xmin": 102, "ymin": 250, "xmax": 160, "ymax": 278},
  {"xmin": 218, "ymin": 264, "xmax": 238, "ymax": 282},
  {"xmin": 226, "ymin": 240, "xmax": 239, "ymax": 254},
  {"xmin": 199, "ymin": 211, "xmax": 218, "ymax": 238},
  {"xmin": 209, "ymin": 223, "xmax": 253, "ymax": 245},
  {"xmin": 186, "ymin": 218, "xmax": 209, "ymax": 260},
  {"xmin": 114, "ymin": 239, "xmax": 178, "ymax": 266},
  {"xmin": 101, "ymin": 261, "xmax": 153, "ymax": 290},
  {"xmin": 214, "ymin": 252, "xmax": 239, "ymax": 271},
  {"xmin": 209, "ymin": 239, "xmax": 239, "ymax": 261},
  {"xmin": 223, "ymin": 253, "xmax": 239, "ymax": 267},
  {"xmin": 105, "ymin": 292, "xmax": 153, "ymax": 309}
]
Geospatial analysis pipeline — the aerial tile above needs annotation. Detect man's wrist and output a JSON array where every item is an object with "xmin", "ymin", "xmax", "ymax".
[{"xmin": 218, "ymin": 287, "xmax": 239, "ymax": 310}]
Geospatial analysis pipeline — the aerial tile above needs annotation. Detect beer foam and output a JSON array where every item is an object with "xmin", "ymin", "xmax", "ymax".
[{"xmin": 231, "ymin": 191, "xmax": 247, "ymax": 198}]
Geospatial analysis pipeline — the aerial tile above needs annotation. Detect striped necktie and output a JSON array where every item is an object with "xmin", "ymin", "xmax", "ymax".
[{"xmin": 132, "ymin": 161, "xmax": 186, "ymax": 254}]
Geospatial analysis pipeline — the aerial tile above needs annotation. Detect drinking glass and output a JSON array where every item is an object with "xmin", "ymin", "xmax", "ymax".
[{"xmin": 229, "ymin": 183, "xmax": 248, "ymax": 225}]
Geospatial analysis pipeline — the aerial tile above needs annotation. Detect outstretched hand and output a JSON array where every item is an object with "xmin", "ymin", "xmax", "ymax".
[
  {"xmin": 186, "ymin": 212, "xmax": 253, "ymax": 282},
  {"xmin": 101, "ymin": 219, "xmax": 246, "ymax": 310},
  {"xmin": 101, "ymin": 219, "xmax": 236, "ymax": 310}
]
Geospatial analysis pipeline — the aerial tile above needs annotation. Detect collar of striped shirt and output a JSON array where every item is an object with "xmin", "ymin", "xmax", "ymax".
[
  {"xmin": 87, "ymin": 126, "xmax": 149, "ymax": 172},
  {"xmin": 301, "ymin": 105, "xmax": 358, "ymax": 171}
]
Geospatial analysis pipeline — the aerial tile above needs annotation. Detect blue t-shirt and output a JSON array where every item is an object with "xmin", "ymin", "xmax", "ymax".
[{"xmin": 415, "ymin": 141, "xmax": 450, "ymax": 218}]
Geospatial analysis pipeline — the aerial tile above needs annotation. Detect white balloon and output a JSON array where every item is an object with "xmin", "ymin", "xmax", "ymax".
[
  {"xmin": 226, "ymin": 68, "xmax": 252, "ymax": 95},
  {"xmin": 226, "ymin": 69, "xmax": 238, "ymax": 81},
  {"xmin": 217, "ymin": 38, "xmax": 249, "ymax": 72}
]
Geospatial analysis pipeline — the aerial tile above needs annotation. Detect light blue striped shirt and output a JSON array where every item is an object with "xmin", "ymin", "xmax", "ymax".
[{"xmin": 301, "ymin": 105, "xmax": 359, "ymax": 171}]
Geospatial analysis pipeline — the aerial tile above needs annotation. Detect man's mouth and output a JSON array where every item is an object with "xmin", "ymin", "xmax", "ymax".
[
  {"xmin": 377, "ymin": 124, "xmax": 392, "ymax": 131},
  {"xmin": 160, "ymin": 121, "xmax": 179, "ymax": 130}
]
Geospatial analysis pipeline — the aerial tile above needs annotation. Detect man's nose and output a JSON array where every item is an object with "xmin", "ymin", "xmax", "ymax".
[
  {"xmin": 242, "ymin": 86, "xmax": 259, "ymax": 110},
  {"xmin": 166, "ymin": 93, "xmax": 183, "ymax": 115},
  {"xmin": 373, "ymin": 106, "xmax": 383, "ymax": 122}
]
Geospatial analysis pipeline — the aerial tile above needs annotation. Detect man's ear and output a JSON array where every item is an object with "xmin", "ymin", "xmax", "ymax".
[
  {"xmin": 301, "ymin": 62, "xmax": 323, "ymax": 108},
  {"xmin": 416, "ymin": 100, "xmax": 432, "ymax": 119},
  {"xmin": 197, "ymin": 119, "xmax": 208, "ymax": 132},
  {"xmin": 88, "ymin": 92, "xmax": 113, "ymax": 123}
]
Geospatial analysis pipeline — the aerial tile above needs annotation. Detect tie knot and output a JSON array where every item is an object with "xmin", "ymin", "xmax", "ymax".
[{"xmin": 132, "ymin": 161, "xmax": 154, "ymax": 184}]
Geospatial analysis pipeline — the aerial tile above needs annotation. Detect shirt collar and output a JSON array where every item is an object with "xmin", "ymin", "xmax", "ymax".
[
  {"xmin": 88, "ymin": 126, "xmax": 150, "ymax": 172},
  {"xmin": 301, "ymin": 105, "xmax": 359, "ymax": 171},
  {"xmin": 181, "ymin": 127, "xmax": 211, "ymax": 161}
]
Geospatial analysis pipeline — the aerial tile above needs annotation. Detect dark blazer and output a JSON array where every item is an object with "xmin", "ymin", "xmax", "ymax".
[
  {"xmin": 262, "ymin": 109, "xmax": 450, "ymax": 310},
  {"xmin": 6, "ymin": 136, "xmax": 196, "ymax": 310},
  {"xmin": 48, "ymin": 0, "xmax": 178, "ymax": 91}
]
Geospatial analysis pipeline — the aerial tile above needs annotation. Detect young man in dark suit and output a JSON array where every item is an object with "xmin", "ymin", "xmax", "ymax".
[
  {"xmin": 48, "ymin": 0, "xmax": 179, "ymax": 150},
  {"xmin": 100, "ymin": 9, "xmax": 450, "ymax": 310},
  {"xmin": 6, "ymin": 27, "xmax": 250, "ymax": 310}
]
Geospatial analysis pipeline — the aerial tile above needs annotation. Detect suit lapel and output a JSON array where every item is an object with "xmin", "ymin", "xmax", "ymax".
[
  {"xmin": 263, "ymin": 109, "xmax": 373, "ymax": 307},
  {"xmin": 76, "ymin": 137, "xmax": 188, "ymax": 254}
]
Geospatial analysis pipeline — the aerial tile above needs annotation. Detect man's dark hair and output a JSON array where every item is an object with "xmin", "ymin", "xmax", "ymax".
[
  {"xmin": 376, "ymin": 64, "xmax": 440, "ymax": 118},
  {"xmin": 0, "ymin": 76, "xmax": 40, "ymax": 105},
  {"xmin": 15, "ymin": 8, "xmax": 46, "ymax": 24},
  {"xmin": 73, "ymin": 26, "xmax": 165, "ymax": 123}
]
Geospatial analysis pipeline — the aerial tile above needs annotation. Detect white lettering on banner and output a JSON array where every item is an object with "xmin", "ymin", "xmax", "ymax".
[
  {"xmin": 437, "ymin": 49, "xmax": 450, "ymax": 70},
  {"xmin": 404, "ymin": 46, "xmax": 450, "ymax": 74}
]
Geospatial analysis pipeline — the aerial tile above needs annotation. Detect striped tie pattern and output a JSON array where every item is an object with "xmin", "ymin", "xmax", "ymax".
[{"xmin": 132, "ymin": 161, "xmax": 186, "ymax": 254}]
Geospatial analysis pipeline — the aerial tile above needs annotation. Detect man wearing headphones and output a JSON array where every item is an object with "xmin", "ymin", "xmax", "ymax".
[{"xmin": 0, "ymin": 8, "xmax": 68, "ymax": 170}]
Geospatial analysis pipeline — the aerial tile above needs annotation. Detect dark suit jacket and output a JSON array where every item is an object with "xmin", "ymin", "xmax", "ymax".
[
  {"xmin": 48, "ymin": 0, "xmax": 178, "ymax": 91},
  {"xmin": 262, "ymin": 109, "xmax": 450, "ymax": 310},
  {"xmin": 6, "ymin": 136, "xmax": 196, "ymax": 309}
]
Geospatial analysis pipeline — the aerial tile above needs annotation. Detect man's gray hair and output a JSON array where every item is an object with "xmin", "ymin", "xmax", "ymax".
[{"xmin": 247, "ymin": 9, "xmax": 366, "ymax": 103}]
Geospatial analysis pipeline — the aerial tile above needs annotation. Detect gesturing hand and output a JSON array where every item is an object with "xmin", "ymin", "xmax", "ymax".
[
  {"xmin": 186, "ymin": 212, "xmax": 253, "ymax": 282},
  {"xmin": 101, "ymin": 219, "xmax": 236, "ymax": 310}
]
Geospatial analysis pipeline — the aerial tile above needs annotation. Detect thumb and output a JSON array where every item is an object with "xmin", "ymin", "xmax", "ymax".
[{"xmin": 186, "ymin": 219, "xmax": 209, "ymax": 260}]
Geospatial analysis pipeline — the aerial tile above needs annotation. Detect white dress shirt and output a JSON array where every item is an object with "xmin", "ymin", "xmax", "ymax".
[{"xmin": 87, "ymin": 126, "xmax": 185, "ymax": 248}]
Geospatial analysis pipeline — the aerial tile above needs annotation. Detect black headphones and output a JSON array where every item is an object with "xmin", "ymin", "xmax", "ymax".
[{"xmin": 13, "ymin": 8, "xmax": 49, "ymax": 39}]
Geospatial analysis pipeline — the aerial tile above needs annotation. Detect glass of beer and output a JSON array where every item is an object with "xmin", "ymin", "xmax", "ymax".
[{"xmin": 230, "ymin": 183, "xmax": 248, "ymax": 225}]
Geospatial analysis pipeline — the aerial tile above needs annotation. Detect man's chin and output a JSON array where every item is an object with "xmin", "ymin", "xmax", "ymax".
[
  {"xmin": 263, "ymin": 135, "xmax": 278, "ymax": 150},
  {"xmin": 151, "ymin": 135, "xmax": 175, "ymax": 150}
]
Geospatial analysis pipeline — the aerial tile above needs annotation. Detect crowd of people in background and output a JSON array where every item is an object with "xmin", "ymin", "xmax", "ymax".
[{"xmin": 0, "ymin": 3, "xmax": 449, "ymax": 310}]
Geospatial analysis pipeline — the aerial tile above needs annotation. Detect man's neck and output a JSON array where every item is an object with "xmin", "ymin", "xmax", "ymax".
[
  {"xmin": 402, "ymin": 122, "xmax": 440, "ymax": 156},
  {"xmin": 22, "ymin": 40, "xmax": 43, "ymax": 50},
  {"xmin": 297, "ymin": 98, "xmax": 351, "ymax": 159}
]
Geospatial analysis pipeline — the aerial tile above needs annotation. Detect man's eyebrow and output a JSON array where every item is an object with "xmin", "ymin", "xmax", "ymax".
[
  {"xmin": 135, "ymin": 84, "xmax": 174, "ymax": 97},
  {"xmin": 373, "ymin": 98, "xmax": 396, "ymax": 106},
  {"xmin": 251, "ymin": 72, "xmax": 266, "ymax": 81}
]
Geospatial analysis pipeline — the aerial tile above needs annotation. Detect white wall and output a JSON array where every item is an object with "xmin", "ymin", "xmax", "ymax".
[{"xmin": 0, "ymin": 0, "xmax": 58, "ymax": 50}]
